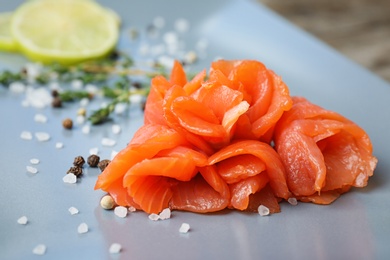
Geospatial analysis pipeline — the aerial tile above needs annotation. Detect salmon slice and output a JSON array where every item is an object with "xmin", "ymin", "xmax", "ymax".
[
  {"xmin": 274, "ymin": 97, "xmax": 377, "ymax": 203},
  {"xmin": 163, "ymin": 85, "xmax": 217, "ymax": 155},
  {"xmin": 229, "ymin": 174, "xmax": 270, "ymax": 210},
  {"xmin": 170, "ymin": 173, "xmax": 230, "ymax": 213},
  {"xmin": 183, "ymin": 69, "xmax": 206, "ymax": 95},
  {"xmin": 127, "ymin": 176, "xmax": 175, "ymax": 213},
  {"xmin": 209, "ymin": 140, "xmax": 290, "ymax": 200},
  {"xmin": 95, "ymin": 124, "xmax": 188, "ymax": 190},
  {"xmin": 216, "ymin": 154, "xmax": 266, "ymax": 184},
  {"xmin": 144, "ymin": 75, "xmax": 172, "ymax": 125},
  {"xmin": 169, "ymin": 60, "xmax": 187, "ymax": 87},
  {"xmin": 247, "ymin": 184, "xmax": 281, "ymax": 213}
]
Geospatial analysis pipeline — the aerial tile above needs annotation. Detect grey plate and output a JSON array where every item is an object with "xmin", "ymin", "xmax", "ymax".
[{"xmin": 1, "ymin": 0, "xmax": 389, "ymax": 259}]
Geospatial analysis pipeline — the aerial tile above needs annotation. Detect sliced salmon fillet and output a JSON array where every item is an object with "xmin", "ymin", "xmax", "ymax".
[
  {"xmin": 94, "ymin": 59, "xmax": 377, "ymax": 216},
  {"xmin": 274, "ymin": 97, "xmax": 377, "ymax": 203}
]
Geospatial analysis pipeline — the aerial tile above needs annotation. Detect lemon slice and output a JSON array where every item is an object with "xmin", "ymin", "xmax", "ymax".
[
  {"xmin": 11, "ymin": 0, "xmax": 119, "ymax": 64},
  {"xmin": 0, "ymin": 12, "xmax": 17, "ymax": 52}
]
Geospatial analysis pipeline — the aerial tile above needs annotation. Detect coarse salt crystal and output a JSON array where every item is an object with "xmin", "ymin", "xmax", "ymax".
[
  {"xmin": 79, "ymin": 97, "xmax": 90, "ymax": 107},
  {"xmin": 35, "ymin": 132, "xmax": 50, "ymax": 142},
  {"xmin": 159, "ymin": 208, "xmax": 171, "ymax": 220},
  {"xmin": 55, "ymin": 142, "xmax": 64, "ymax": 149},
  {"xmin": 174, "ymin": 18, "xmax": 190, "ymax": 33},
  {"xmin": 109, "ymin": 243, "xmax": 122, "ymax": 254},
  {"xmin": 71, "ymin": 79, "xmax": 83, "ymax": 89},
  {"xmin": 287, "ymin": 197, "xmax": 298, "ymax": 206},
  {"xmin": 179, "ymin": 223, "xmax": 190, "ymax": 233},
  {"xmin": 114, "ymin": 206, "xmax": 128, "ymax": 218},
  {"xmin": 183, "ymin": 51, "xmax": 198, "ymax": 65},
  {"xmin": 34, "ymin": 113, "xmax": 48, "ymax": 123},
  {"xmin": 85, "ymin": 84, "xmax": 98, "ymax": 95},
  {"xmin": 30, "ymin": 158, "xmax": 40, "ymax": 165},
  {"xmin": 68, "ymin": 207, "xmax": 79, "ymax": 215},
  {"xmin": 20, "ymin": 131, "xmax": 33, "ymax": 140},
  {"xmin": 114, "ymin": 103, "xmax": 127, "ymax": 114},
  {"xmin": 32, "ymin": 244, "xmax": 46, "ymax": 255},
  {"xmin": 76, "ymin": 115, "xmax": 86, "ymax": 125},
  {"xmin": 78, "ymin": 223, "xmax": 88, "ymax": 234},
  {"xmin": 148, "ymin": 213, "xmax": 160, "ymax": 221},
  {"xmin": 111, "ymin": 150, "xmax": 118, "ymax": 160},
  {"xmin": 82, "ymin": 125, "xmax": 91, "ymax": 134},
  {"xmin": 17, "ymin": 216, "xmax": 28, "ymax": 225},
  {"xmin": 128, "ymin": 206, "xmax": 136, "ymax": 212},
  {"xmin": 63, "ymin": 173, "xmax": 77, "ymax": 184},
  {"xmin": 25, "ymin": 87, "xmax": 52, "ymax": 108},
  {"xmin": 258, "ymin": 205, "xmax": 270, "ymax": 216},
  {"xmin": 26, "ymin": 165, "xmax": 38, "ymax": 174},
  {"xmin": 129, "ymin": 94, "xmax": 143, "ymax": 104},
  {"xmin": 153, "ymin": 16, "xmax": 165, "ymax": 28},
  {"xmin": 9, "ymin": 82, "xmax": 26, "ymax": 93},
  {"xmin": 163, "ymin": 31, "xmax": 178, "ymax": 45},
  {"xmin": 112, "ymin": 124, "xmax": 121, "ymax": 134},
  {"xmin": 89, "ymin": 147, "xmax": 99, "ymax": 155},
  {"xmin": 102, "ymin": 138, "xmax": 116, "ymax": 147}
]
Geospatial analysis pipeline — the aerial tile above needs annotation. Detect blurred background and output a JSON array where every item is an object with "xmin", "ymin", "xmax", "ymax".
[{"xmin": 259, "ymin": 0, "xmax": 390, "ymax": 82}]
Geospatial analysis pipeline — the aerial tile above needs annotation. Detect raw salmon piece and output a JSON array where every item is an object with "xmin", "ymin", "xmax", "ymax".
[
  {"xmin": 183, "ymin": 69, "xmax": 206, "ymax": 95},
  {"xmin": 95, "ymin": 124, "xmax": 188, "ymax": 190},
  {"xmin": 169, "ymin": 60, "xmax": 187, "ymax": 87},
  {"xmin": 126, "ymin": 176, "xmax": 174, "ymax": 213},
  {"xmin": 216, "ymin": 154, "xmax": 266, "ymax": 184},
  {"xmin": 170, "ymin": 167, "xmax": 230, "ymax": 213},
  {"xmin": 229, "ymin": 174, "xmax": 270, "ymax": 210},
  {"xmin": 274, "ymin": 97, "xmax": 377, "ymax": 203},
  {"xmin": 209, "ymin": 140, "xmax": 290, "ymax": 200},
  {"xmin": 144, "ymin": 76, "xmax": 172, "ymax": 125}
]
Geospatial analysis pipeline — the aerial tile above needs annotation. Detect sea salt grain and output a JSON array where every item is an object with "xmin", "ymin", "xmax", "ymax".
[
  {"xmin": 20, "ymin": 131, "xmax": 33, "ymax": 140},
  {"xmin": 128, "ymin": 206, "xmax": 136, "ymax": 212},
  {"xmin": 55, "ymin": 142, "xmax": 64, "ymax": 149},
  {"xmin": 114, "ymin": 103, "xmax": 127, "ymax": 114},
  {"xmin": 288, "ymin": 197, "xmax": 298, "ymax": 206},
  {"xmin": 26, "ymin": 166, "xmax": 38, "ymax": 174},
  {"xmin": 114, "ymin": 206, "xmax": 128, "ymax": 218},
  {"xmin": 30, "ymin": 158, "xmax": 40, "ymax": 165},
  {"xmin": 9, "ymin": 82, "xmax": 26, "ymax": 93},
  {"xmin": 159, "ymin": 208, "xmax": 171, "ymax": 220},
  {"xmin": 102, "ymin": 138, "xmax": 116, "ymax": 147},
  {"xmin": 153, "ymin": 16, "xmax": 165, "ymax": 28},
  {"xmin": 109, "ymin": 243, "xmax": 122, "ymax": 254},
  {"xmin": 174, "ymin": 18, "xmax": 190, "ymax": 33},
  {"xmin": 78, "ymin": 223, "xmax": 89, "ymax": 234},
  {"xmin": 17, "ymin": 216, "xmax": 28, "ymax": 225},
  {"xmin": 112, "ymin": 124, "xmax": 121, "ymax": 134},
  {"xmin": 258, "ymin": 205, "xmax": 270, "ymax": 216},
  {"xmin": 148, "ymin": 213, "xmax": 159, "ymax": 221},
  {"xmin": 34, "ymin": 113, "xmax": 48, "ymax": 123},
  {"xmin": 179, "ymin": 223, "xmax": 190, "ymax": 233},
  {"xmin": 68, "ymin": 207, "xmax": 79, "ymax": 215},
  {"xmin": 32, "ymin": 244, "xmax": 46, "ymax": 255},
  {"xmin": 82, "ymin": 125, "xmax": 91, "ymax": 134},
  {"xmin": 63, "ymin": 173, "xmax": 77, "ymax": 184},
  {"xmin": 35, "ymin": 132, "xmax": 50, "ymax": 142},
  {"xmin": 111, "ymin": 150, "xmax": 118, "ymax": 160},
  {"xmin": 89, "ymin": 147, "xmax": 99, "ymax": 155}
]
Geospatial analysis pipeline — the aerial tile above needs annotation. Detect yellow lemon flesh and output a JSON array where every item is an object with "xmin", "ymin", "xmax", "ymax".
[{"xmin": 11, "ymin": 0, "xmax": 119, "ymax": 65}]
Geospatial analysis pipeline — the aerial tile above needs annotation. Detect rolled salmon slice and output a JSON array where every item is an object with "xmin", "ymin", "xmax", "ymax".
[{"xmin": 274, "ymin": 97, "xmax": 377, "ymax": 203}]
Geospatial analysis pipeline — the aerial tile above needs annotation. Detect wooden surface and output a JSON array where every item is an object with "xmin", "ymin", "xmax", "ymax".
[{"xmin": 259, "ymin": 0, "xmax": 390, "ymax": 82}]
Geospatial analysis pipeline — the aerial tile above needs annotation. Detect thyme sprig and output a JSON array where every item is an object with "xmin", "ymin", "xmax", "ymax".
[{"xmin": 0, "ymin": 50, "xmax": 170, "ymax": 125}]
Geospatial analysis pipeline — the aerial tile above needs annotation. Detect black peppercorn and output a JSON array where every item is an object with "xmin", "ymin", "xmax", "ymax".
[
  {"xmin": 87, "ymin": 154, "xmax": 100, "ymax": 167},
  {"xmin": 73, "ymin": 156, "xmax": 85, "ymax": 167},
  {"xmin": 67, "ymin": 166, "xmax": 83, "ymax": 177},
  {"xmin": 98, "ymin": 159, "xmax": 111, "ymax": 172},
  {"xmin": 52, "ymin": 97, "xmax": 62, "ymax": 108}
]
